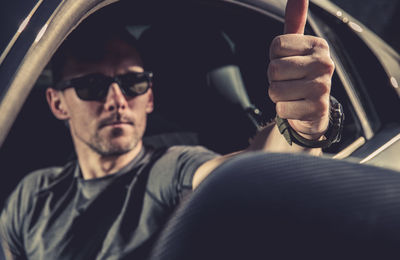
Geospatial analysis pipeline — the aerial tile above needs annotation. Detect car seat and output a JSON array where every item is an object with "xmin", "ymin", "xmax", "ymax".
[{"xmin": 138, "ymin": 21, "xmax": 265, "ymax": 154}]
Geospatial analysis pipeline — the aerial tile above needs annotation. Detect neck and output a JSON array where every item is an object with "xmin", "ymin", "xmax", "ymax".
[{"xmin": 75, "ymin": 141, "xmax": 143, "ymax": 180}]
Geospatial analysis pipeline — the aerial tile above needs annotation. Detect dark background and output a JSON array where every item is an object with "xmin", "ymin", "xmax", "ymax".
[{"xmin": 331, "ymin": 0, "xmax": 400, "ymax": 52}]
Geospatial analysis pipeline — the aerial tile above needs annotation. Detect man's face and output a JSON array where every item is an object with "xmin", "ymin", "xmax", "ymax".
[{"xmin": 54, "ymin": 38, "xmax": 154, "ymax": 156}]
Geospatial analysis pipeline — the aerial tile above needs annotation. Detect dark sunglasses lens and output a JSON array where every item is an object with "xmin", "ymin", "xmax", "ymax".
[
  {"xmin": 120, "ymin": 73, "xmax": 150, "ymax": 96},
  {"xmin": 74, "ymin": 75, "xmax": 110, "ymax": 101},
  {"xmin": 128, "ymin": 81, "xmax": 150, "ymax": 95}
]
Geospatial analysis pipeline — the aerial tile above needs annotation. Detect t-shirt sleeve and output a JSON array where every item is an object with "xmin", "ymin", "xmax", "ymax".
[
  {"xmin": 0, "ymin": 181, "xmax": 28, "ymax": 260},
  {"xmin": 148, "ymin": 145, "xmax": 219, "ymax": 208},
  {"xmin": 0, "ymin": 166, "xmax": 64, "ymax": 260}
]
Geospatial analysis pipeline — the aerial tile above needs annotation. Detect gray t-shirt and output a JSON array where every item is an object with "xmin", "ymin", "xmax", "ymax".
[{"xmin": 0, "ymin": 145, "xmax": 218, "ymax": 260}]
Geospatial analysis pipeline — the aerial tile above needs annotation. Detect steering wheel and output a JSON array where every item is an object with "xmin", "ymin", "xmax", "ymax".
[{"xmin": 150, "ymin": 152, "xmax": 400, "ymax": 260}]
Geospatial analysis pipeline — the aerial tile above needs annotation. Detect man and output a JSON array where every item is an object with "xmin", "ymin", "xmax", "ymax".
[{"xmin": 0, "ymin": 0, "xmax": 338, "ymax": 259}]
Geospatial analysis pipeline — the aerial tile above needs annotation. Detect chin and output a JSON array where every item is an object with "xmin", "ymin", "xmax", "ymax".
[
  {"xmin": 92, "ymin": 128, "xmax": 143, "ymax": 156},
  {"xmin": 107, "ymin": 137, "xmax": 140, "ymax": 154}
]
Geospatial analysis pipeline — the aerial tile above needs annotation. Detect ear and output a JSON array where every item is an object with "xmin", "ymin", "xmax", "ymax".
[
  {"xmin": 145, "ymin": 88, "xmax": 154, "ymax": 114},
  {"xmin": 46, "ymin": 88, "xmax": 70, "ymax": 120}
]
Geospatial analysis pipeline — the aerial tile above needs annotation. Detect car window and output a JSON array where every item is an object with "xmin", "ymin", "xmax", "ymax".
[{"xmin": 0, "ymin": 0, "xmax": 38, "ymax": 58}]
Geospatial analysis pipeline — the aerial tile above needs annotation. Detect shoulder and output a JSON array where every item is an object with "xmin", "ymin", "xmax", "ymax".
[
  {"xmin": 3, "ymin": 161, "xmax": 76, "ymax": 213},
  {"xmin": 162, "ymin": 145, "xmax": 218, "ymax": 158},
  {"xmin": 151, "ymin": 145, "xmax": 219, "ymax": 172},
  {"xmin": 145, "ymin": 145, "xmax": 218, "ymax": 167},
  {"xmin": 146, "ymin": 145, "xmax": 219, "ymax": 206},
  {"xmin": 18, "ymin": 161, "xmax": 76, "ymax": 194},
  {"xmin": 0, "ymin": 161, "xmax": 76, "ymax": 251}
]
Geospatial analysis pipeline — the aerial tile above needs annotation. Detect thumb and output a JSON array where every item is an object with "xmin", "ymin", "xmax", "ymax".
[{"xmin": 284, "ymin": 0, "xmax": 309, "ymax": 34}]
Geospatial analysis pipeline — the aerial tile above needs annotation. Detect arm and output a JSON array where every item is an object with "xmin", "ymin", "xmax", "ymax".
[
  {"xmin": 193, "ymin": 0, "xmax": 334, "ymax": 190},
  {"xmin": 1, "ymin": 210, "xmax": 26, "ymax": 260},
  {"xmin": 1, "ymin": 237, "xmax": 18, "ymax": 260},
  {"xmin": 0, "ymin": 177, "xmax": 30, "ymax": 260}
]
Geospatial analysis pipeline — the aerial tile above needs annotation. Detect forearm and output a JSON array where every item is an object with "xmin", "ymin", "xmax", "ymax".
[
  {"xmin": 192, "ymin": 122, "xmax": 322, "ymax": 190},
  {"xmin": 247, "ymin": 122, "xmax": 323, "ymax": 156}
]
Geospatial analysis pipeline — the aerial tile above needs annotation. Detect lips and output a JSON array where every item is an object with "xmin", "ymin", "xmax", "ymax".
[
  {"xmin": 102, "ymin": 121, "xmax": 133, "ymax": 127},
  {"xmin": 107, "ymin": 121, "xmax": 130, "ymax": 126},
  {"xmin": 99, "ymin": 117, "xmax": 134, "ymax": 129}
]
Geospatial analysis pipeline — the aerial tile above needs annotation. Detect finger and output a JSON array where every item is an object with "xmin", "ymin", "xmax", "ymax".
[
  {"xmin": 284, "ymin": 0, "xmax": 309, "ymax": 35},
  {"xmin": 276, "ymin": 98, "xmax": 329, "ymax": 121},
  {"xmin": 270, "ymin": 35, "xmax": 310, "ymax": 59},
  {"xmin": 268, "ymin": 55, "xmax": 318, "ymax": 82},
  {"xmin": 270, "ymin": 34, "xmax": 329, "ymax": 59},
  {"xmin": 268, "ymin": 78, "xmax": 330, "ymax": 103}
]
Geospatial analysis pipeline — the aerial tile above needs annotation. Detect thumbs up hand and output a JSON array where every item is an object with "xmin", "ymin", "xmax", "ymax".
[{"xmin": 268, "ymin": 0, "xmax": 334, "ymax": 141}]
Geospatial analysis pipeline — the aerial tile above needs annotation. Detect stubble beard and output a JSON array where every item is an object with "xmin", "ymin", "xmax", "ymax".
[
  {"xmin": 76, "ymin": 123, "xmax": 145, "ymax": 157},
  {"xmin": 93, "ymin": 128, "xmax": 141, "ymax": 156}
]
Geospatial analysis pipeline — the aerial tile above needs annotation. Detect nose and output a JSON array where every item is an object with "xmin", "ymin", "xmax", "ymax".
[{"xmin": 104, "ymin": 82, "xmax": 127, "ymax": 112}]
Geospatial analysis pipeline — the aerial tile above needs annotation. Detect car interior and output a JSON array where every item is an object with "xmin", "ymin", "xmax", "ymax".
[
  {"xmin": 0, "ymin": 0, "xmax": 366, "ymax": 207},
  {"xmin": 3, "ymin": 1, "xmax": 400, "ymax": 260}
]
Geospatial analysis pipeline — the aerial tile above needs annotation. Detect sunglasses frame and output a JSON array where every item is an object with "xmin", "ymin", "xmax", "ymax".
[{"xmin": 54, "ymin": 71, "xmax": 153, "ymax": 101}]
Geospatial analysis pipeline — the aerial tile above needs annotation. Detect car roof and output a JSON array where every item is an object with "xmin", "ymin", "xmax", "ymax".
[{"xmin": 0, "ymin": 0, "xmax": 283, "ymax": 63}]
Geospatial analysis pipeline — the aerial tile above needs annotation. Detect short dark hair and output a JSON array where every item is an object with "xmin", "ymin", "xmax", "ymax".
[{"xmin": 51, "ymin": 13, "xmax": 139, "ymax": 84}]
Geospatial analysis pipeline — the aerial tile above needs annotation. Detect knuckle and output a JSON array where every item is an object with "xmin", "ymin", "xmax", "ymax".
[
  {"xmin": 328, "ymin": 59, "xmax": 335, "ymax": 75},
  {"xmin": 268, "ymin": 82, "xmax": 279, "ymax": 103},
  {"xmin": 268, "ymin": 60, "xmax": 279, "ymax": 81},
  {"xmin": 270, "ymin": 36, "xmax": 284, "ymax": 57},
  {"xmin": 314, "ymin": 56, "xmax": 335, "ymax": 76},
  {"xmin": 313, "ymin": 37, "xmax": 330, "ymax": 51},
  {"xmin": 322, "ymin": 57, "xmax": 335, "ymax": 75},
  {"xmin": 276, "ymin": 102, "xmax": 286, "ymax": 117},
  {"xmin": 312, "ymin": 78, "xmax": 330, "ymax": 97},
  {"xmin": 312, "ymin": 99, "xmax": 329, "ymax": 118}
]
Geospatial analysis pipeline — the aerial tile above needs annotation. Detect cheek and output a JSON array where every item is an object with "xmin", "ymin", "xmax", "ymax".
[
  {"xmin": 128, "ymin": 94, "xmax": 153, "ymax": 114},
  {"xmin": 69, "ymin": 109, "xmax": 94, "ymax": 134},
  {"xmin": 64, "ymin": 97, "xmax": 100, "ymax": 130},
  {"xmin": 126, "ymin": 101, "xmax": 150, "ymax": 130}
]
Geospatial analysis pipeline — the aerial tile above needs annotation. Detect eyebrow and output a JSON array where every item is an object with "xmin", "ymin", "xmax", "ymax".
[{"xmin": 127, "ymin": 66, "xmax": 144, "ymax": 73}]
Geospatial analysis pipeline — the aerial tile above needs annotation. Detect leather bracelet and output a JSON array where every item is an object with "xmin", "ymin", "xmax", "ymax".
[{"xmin": 275, "ymin": 96, "xmax": 344, "ymax": 149}]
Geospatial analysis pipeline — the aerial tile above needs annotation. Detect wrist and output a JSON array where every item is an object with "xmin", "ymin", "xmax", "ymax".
[
  {"xmin": 275, "ymin": 96, "xmax": 344, "ymax": 149},
  {"xmin": 294, "ymin": 132, "xmax": 325, "ymax": 142},
  {"xmin": 287, "ymin": 119, "xmax": 328, "ymax": 141}
]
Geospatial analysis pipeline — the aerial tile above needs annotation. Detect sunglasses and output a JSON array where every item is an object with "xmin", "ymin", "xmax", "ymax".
[{"xmin": 55, "ymin": 71, "xmax": 153, "ymax": 101}]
